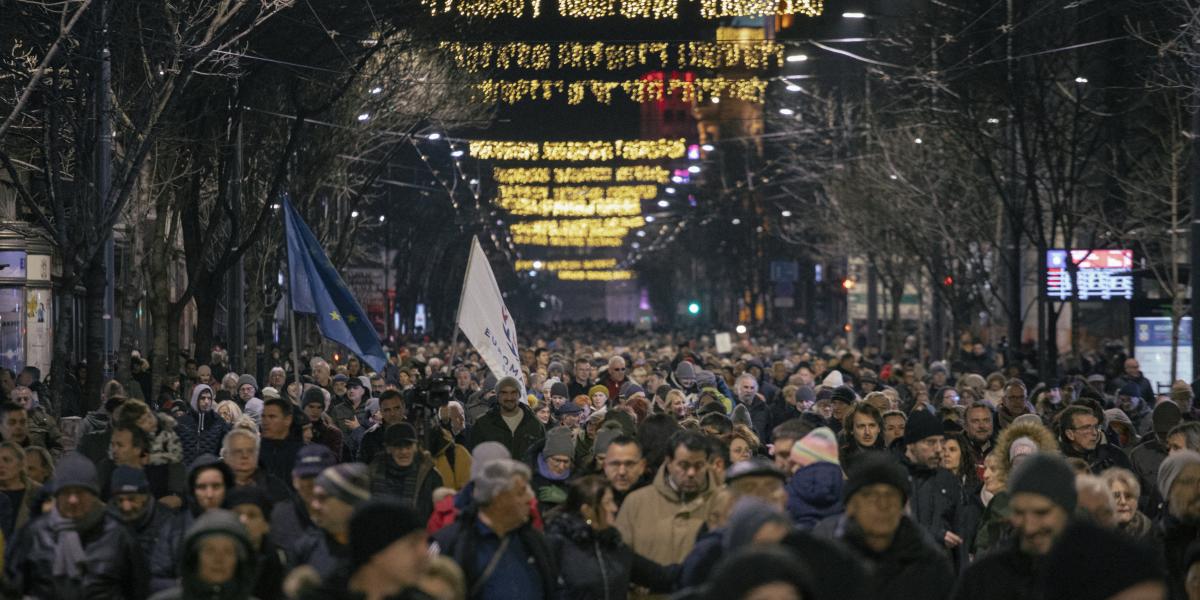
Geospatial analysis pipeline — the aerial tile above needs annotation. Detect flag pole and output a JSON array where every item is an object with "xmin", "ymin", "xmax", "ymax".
[
  {"xmin": 284, "ymin": 202, "xmax": 303, "ymax": 398},
  {"xmin": 445, "ymin": 236, "xmax": 477, "ymax": 369}
]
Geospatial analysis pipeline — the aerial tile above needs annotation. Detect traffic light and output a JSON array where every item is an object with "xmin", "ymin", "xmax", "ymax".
[
  {"xmin": 687, "ymin": 301, "xmax": 701, "ymax": 315},
  {"xmin": 842, "ymin": 278, "xmax": 855, "ymax": 290},
  {"xmin": 943, "ymin": 276, "xmax": 954, "ymax": 287}
]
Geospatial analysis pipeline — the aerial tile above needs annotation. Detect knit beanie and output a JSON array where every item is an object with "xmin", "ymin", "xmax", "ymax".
[
  {"xmin": 302, "ymin": 387, "xmax": 327, "ymax": 409},
  {"xmin": 593, "ymin": 427, "xmax": 622, "ymax": 457},
  {"xmin": 226, "ymin": 484, "xmax": 273, "ymax": 516},
  {"xmin": 904, "ymin": 409, "xmax": 944, "ymax": 445},
  {"xmin": 796, "ymin": 385, "xmax": 816, "ymax": 404},
  {"xmin": 542, "ymin": 426, "xmax": 575, "ymax": 459},
  {"xmin": 496, "ymin": 376, "xmax": 521, "ymax": 394},
  {"xmin": 110, "ymin": 465, "xmax": 150, "ymax": 496},
  {"xmin": 1008, "ymin": 436, "xmax": 1039, "ymax": 466},
  {"xmin": 620, "ymin": 382, "xmax": 645, "ymax": 399},
  {"xmin": 723, "ymin": 496, "xmax": 791, "ymax": 551},
  {"xmin": 1043, "ymin": 522, "xmax": 1165, "ymax": 600},
  {"xmin": 470, "ymin": 442, "xmax": 511, "ymax": 479},
  {"xmin": 843, "ymin": 453, "xmax": 910, "ymax": 503},
  {"xmin": 588, "ymin": 384, "xmax": 609, "ymax": 399},
  {"xmin": 550, "ymin": 382, "xmax": 569, "ymax": 399},
  {"xmin": 349, "ymin": 500, "xmax": 426, "ymax": 570},
  {"xmin": 315, "ymin": 463, "xmax": 371, "ymax": 506},
  {"xmin": 1158, "ymin": 450, "xmax": 1200, "ymax": 499},
  {"xmin": 237, "ymin": 374, "xmax": 258, "ymax": 393},
  {"xmin": 831, "ymin": 385, "xmax": 857, "ymax": 406},
  {"xmin": 1008, "ymin": 453, "xmax": 1077, "ymax": 513},
  {"xmin": 790, "ymin": 427, "xmax": 839, "ymax": 468},
  {"xmin": 52, "ymin": 452, "xmax": 100, "ymax": 497},
  {"xmin": 697, "ymin": 370, "xmax": 717, "ymax": 387},
  {"xmin": 1153, "ymin": 400, "xmax": 1183, "ymax": 437},
  {"xmin": 675, "ymin": 361, "xmax": 696, "ymax": 382}
]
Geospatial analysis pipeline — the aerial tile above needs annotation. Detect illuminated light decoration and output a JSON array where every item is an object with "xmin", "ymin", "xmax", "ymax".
[
  {"xmin": 423, "ymin": 0, "xmax": 818, "ymax": 17},
  {"xmin": 554, "ymin": 167, "xmax": 613, "ymax": 183},
  {"xmin": 497, "ymin": 198, "xmax": 643, "ymax": 216},
  {"xmin": 512, "ymin": 234, "xmax": 624, "ymax": 247},
  {"xmin": 700, "ymin": 0, "xmax": 822, "ymax": 17},
  {"xmin": 493, "ymin": 167, "xmax": 552, "ymax": 184},
  {"xmin": 468, "ymin": 138, "xmax": 686, "ymax": 161},
  {"xmin": 510, "ymin": 218, "xmax": 644, "ymax": 238},
  {"xmin": 515, "ymin": 258, "xmax": 620, "ymax": 271},
  {"xmin": 620, "ymin": 0, "xmax": 677, "ymax": 18},
  {"xmin": 421, "ymin": 0, "xmax": 535, "ymax": 17},
  {"xmin": 1046, "ymin": 249, "xmax": 1133, "ymax": 301},
  {"xmin": 557, "ymin": 270, "xmax": 635, "ymax": 281},
  {"xmin": 497, "ymin": 184, "xmax": 658, "ymax": 202},
  {"xmin": 615, "ymin": 166, "xmax": 671, "ymax": 183},
  {"xmin": 471, "ymin": 77, "xmax": 768, "ymax": 105}
]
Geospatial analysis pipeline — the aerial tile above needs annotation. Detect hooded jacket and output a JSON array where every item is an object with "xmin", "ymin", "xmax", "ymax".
[
  {"xmin": 786, "ymin": 461, "xmax": 844, "ymax": 528},
  {"xmin": 613, "ymin": 462, "xmax": 718, "ymax": 564},
  {"xmin": 148, "ymin": 509, "xmax": 259, "ymax": 600},
  {"xmin": 544, "ymin": 511, "xmax": 675, "ymax": 600},
  {"xmin": 151, "ymin": 456, "xmax": 236, "ymax": 593},
  {"xmin": 994, "ymin": 420, "xmax": 1060, "ymax": 482},
  {"xmin": 813, "ymin": 513, "xmax": 954, "ymax": 600},
  {"xmin": 177, "ymin": 385, "xmax": 233, "ymax": 466}
]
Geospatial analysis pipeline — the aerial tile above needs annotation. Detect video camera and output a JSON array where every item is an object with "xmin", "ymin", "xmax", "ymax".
[{"xmin": 406, "ymin": 375, "xmax": 455, "ymax": 410}]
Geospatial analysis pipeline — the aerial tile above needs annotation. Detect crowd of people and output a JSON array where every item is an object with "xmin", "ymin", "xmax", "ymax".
[{"xmin": 0, "ymin": 329, "xmax": 1195, "ymax": 599}]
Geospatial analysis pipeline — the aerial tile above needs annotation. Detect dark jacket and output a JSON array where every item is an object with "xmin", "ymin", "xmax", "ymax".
[
  {"xmin": 544, "ymin": 512, "xmax": 675, "ymax": 600},
  {"xmin": 109, "ymin": 496, "xmax": 174, "ymax": 571},
  {"xmin": 269, "ymin": 493, "xmax": 316, "ymax": 553},
  {"xmin": 952, "ymin": 537, "xmax": 1045, "ymax": 600},
  {"xmin": 904, "ymin": 458, "xmax": 961, "ymax": 544},
  {"xmin": 1154, "ymin": 512, "xmax": 1200, "ymax": 600},
  {"xmin": 356, "ymin": 423, "xmax": 391, "ymax": 463},
  {"xmin": 1062, "ymin": 441, "xmax": 1133, "ymax": 474},
  {"xmin": 812, "ymin": 513, "xmax": 954, "ymax": 600},
  {"xmin": 368, "ymin": 452, "xmax": 443, "ymax": 523},
  {"xmin": 467, "ymin": 404, "xmax": 545, "ymax": 459},
  {"xmin": 151, "ymin": 456, "xmax": 236, "ymax": 593},
  {"xmin": 7, "ymin": 507, "xmax": 149, "ymax": 599},
  {"xmin": 258, "ymin": 436, "xmax": 303, "ymax": 491},
  {"xmin": 289, "ymin": 527, "xmax": 350, "ymax": 580},
  {"xmin": 148, "ymin": 509, "xmax": 259, "ymax": 600},
  {"xmin": 785, "ymin": 462, "xmax": 844, "ymax": 529},
  {"xmin": 177, "ymin": 409, "xmax": 232, "ymax": 467},
  {"xmin": 1131, "ymin": 436, "xmax": 1169, "ymax": 518},
  {"xmin": 431, "ymin": 507, "xmax": 558, "ymax": 599}
]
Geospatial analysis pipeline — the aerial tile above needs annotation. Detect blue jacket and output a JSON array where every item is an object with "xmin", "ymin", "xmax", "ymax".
[{"xmin": 786, "ymin": 462, "xmax": 844, "ymax": 529}]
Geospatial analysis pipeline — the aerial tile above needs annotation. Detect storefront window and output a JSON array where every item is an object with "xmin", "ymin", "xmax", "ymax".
[{"xmin": 0, "ymin": 288, "xmax": 23, "ymax": 373}]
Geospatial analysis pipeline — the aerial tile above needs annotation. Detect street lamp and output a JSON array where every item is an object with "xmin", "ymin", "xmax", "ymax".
[
  {"xmin": 779, "ymin": 108, "xmax": 795, "ymax": 116},
  {"xmin": 786, "ymin": 54, "xmax": 808, "ymax": 63},
  {"xmin": 843, "ymin": 11, "xmax": 866, "ymax": 18}
]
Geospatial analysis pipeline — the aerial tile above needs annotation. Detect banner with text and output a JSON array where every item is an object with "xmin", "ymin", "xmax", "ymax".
[{"xmin": 457, "ymin": 238, "xmax": 524, "ymax": 386}]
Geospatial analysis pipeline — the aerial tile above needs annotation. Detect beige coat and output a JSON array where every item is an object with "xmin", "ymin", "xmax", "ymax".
[{"xmin": 615, "ymin": 462, "xmax": 717, "ymax": 565}]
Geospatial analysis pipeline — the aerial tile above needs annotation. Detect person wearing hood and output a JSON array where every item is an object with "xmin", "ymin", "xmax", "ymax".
[
  {"xmin": 545, "ymin": 475, "xmax": 676, "ymax": 600},
  {"xmin": 1058, "ymin": 405, "xmax": 1133, "ymax": 474},
  {"xmin": 289, "ymin": 463, "xmax": 371, "ymax": 580},
  {"xmin": 1105, "ymin": 407, "xmax": 1140, "ymax": 448},
  {"xmin": 615, "ymin": 430, "xmax": 718, "ymax": 564},
  {"xmin": 178, "ymin": 384, "xmax": 233, "ymax": 467},
  {"xmin": 368, "ymin": 423, "xmax": 442, "ymax": 522},
  {"xmin": 149, "ymin": 509, "xmax": 259, "ymax": 600},
  {"xmin": 529, "ymin": 426, "xmax": 574, "ymax": 512},
  {"xmin": 226, "ymin": 485, "xmax": 288, "ymax": 600},
  {"xmin": 1116, "ymin": 382, "xmax": 1155, "ymax": 436},
  {"xmin": 670, "ymin": 360, "xmax": 698, "ymax": 394},
  {"xmin": 812, "ymin": 453, "xmax": 954, "ymax": 600},
  {"xmin": 7, "ymin": 452, "xmax": 149, "ymax": 599},
  {"xmin": 1133, "ymin": 400, "xmax": 1182, "ymax": 520},
  {"xmin": 150, "ymin": 454, "xmax": 235, "ymax": 593},
  {"xmin": 109, "ymin": 466, "xmax": 173, "ymax": 575},
  {"xmin": 953, "ymin": 453, "xmax": 1078, "ymax": 600},
  {"xmin": 786, "ymin": 427, "xmax": 844, "ymax": 528},
  {"xmin": 468, "ymin": 376, "xmax": 545, "ymax": 460}
]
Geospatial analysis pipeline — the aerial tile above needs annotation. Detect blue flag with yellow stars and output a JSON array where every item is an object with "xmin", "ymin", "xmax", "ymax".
[{"xmin": 283, "ymin": 198, "xmax": 387, "ymax": 372}]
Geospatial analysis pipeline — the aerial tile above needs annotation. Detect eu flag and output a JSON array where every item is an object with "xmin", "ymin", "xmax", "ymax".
[{"xmin": 283, "ymin": 198, "xmax": 387, "ymax": 372}]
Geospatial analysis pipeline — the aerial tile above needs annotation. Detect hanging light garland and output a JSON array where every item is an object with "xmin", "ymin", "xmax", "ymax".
[
  {"xmin": 496, "ymin": 198, "xmax": 643, "ymax": 216},
  {"xmin": 498, "ymin": 184, "xmax": 659, "ymax": 202},
  {"xmin": 510, "ymin": 218, "xmax": 642, "ymax": 238},
  {"xmin": 473, "ymin": 76, "xmax": 767, "ymax": 105},
  {"xmin": 422, "ymin": 0, "xmax": 820, "ymax": 18},
  {"xmin": 516, "ymin": 258, "xmax": 621, "ymax": 271},
  {"xmin": 615, "ymin": 166, "xmax": 671, "ymax": 183},
  {"xmin": 441, "ymin": 41, "xmax": 785, "ymax": 71},
  {"xmin": 470, "ymin": 138, "xmax": 686, "ymax": 161},
  {"xmin": 513, "ymin": 234, "xmax": 625, "ymax": 247},
  {"xmin": 557, "ymin": 270, "xmax": 635, "ymax": 281},
  {"xmin": 493, "ymin": 166, "xmax": 671, "ymax": 184}
]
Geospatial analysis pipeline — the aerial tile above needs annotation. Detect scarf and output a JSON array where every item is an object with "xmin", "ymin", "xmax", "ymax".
[
  {"xmin": 536, "ymin": 454, "xmax": 571, "ymax": 482},
  {"xmin": 50, "ymin": 504, "xmax": 105, "ymax": 579}
]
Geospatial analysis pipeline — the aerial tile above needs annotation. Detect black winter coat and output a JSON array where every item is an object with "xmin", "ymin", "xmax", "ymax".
[
  {"xmin": 813, "ymin": 514, "xmax": 954, "ymax": 600},
  {"xmin": 7, "ymin": 510, "xmax": 149, "ymax": 599},
  {"xmin": 952, "ymin": 537, "xmax": 1045, "ymax": 600},
  {"xmin": 1153, "ymin": 513, "xmax": 1200, "ymax": 600},
  {"xmin": 544, "ymin": 513, "xmax": 675, "ymax": 600},
  {"xmin": 431, "ymin": 507, "xmax": 558, "ymax": 599},
  {"xmin": 368, "ymin": 453, "xmax": 442, "ymax": 522},
  {"xmin": 176, "ymin": 410, "xmax": 231, "ymax": 467},
  {"xmin": 904, "ymin": 458, "xmax": 962, "ymax": 544},
  {"xmin": 109, "ymin": 499, "xmax": 173, "ymax": 572},
  {"xmin": 467, "ymin": 404, "xmax": 545, "ymax": 459},
  {"xmin": 1063, "ymin": 441, "xmax": 1133, "ymax": 474}
]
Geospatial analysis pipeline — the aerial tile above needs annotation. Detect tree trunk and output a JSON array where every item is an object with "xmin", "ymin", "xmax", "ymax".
[
  {"xmin": 193, "ymin": 285, "xmax": 219, "ymax": 364},
  {"xmin": 83, "ymin": 255, "xmax": 107, "ymax": 412}
]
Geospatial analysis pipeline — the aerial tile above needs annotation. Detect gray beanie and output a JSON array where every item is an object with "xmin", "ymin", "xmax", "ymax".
[
  {"xmin": 1008, "ymin": 453, "xmax": 1077, "ymax": 513},
  {"xmin": 697, "ymin": 370, "xmax": 717, "ymax": 387},
  {"xmin": 470, "ymin": 442, "xmax": 511, "ymax": 479},
  {"xmin": 237, "ymin": 374, "xmax": 258, "ymax": 393},
  {"xmin": 496, "ymin": 376, "xmax": 521, "ymax": 393},
  {"xmin": 723, "ymin": 496, "xmax": 790, "ymax": 551},
  {"xmin": 542, "ymin": 426, "xmax": 575, "ymax": 459},
  {"xmin": 593, "ymin": 427, "xmax": 622, "ymax": 457},
  {"xmin": 675, "ymin": 361, "xmax": 696, "ymax": 381},
  {"xmin": 1158, "ymin": 450, "xmax": 1200, "ymax": 499}
]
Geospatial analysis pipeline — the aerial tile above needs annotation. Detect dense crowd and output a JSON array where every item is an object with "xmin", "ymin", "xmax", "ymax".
[{"xmin": 0, "ymin": 330, "xmax": 1194, "ymax": 599}]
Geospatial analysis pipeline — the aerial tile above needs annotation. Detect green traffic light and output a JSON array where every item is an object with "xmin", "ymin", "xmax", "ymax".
[{"xmin": 687, "ymin": 302, "xmax": 701, "ymax": 315}]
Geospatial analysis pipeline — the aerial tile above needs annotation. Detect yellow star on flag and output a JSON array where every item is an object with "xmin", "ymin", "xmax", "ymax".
[
  {"xmin": 346, "ymin": 314, "xmax": 357, "ymax": 323},
  {"xmin": 330, "ymin": 310, "xmax": 341, "ymax": 321}
]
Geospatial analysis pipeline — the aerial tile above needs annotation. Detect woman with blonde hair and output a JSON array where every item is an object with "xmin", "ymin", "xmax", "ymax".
[
  {"xmin": 1101, "ymin": 467, "xmax": 1153, "ymax": 539},
  {"xmin": 0, "ymin": 441, "xmax": 39, "ymax": 538},
  {"xmin": 215, "ymin": 400, "xmax": 243, "ymax": 425}
]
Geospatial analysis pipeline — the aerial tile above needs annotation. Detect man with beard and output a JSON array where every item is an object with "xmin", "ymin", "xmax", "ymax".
[
  {"xmin": 468, "ymin": 376, "xmax": 544, "ymax": 459},
  {"xmin": 107, "ymin": 466, "xmax": 172, "ymax": 574}
]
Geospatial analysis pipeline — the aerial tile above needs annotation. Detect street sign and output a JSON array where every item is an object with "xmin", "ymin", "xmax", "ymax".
[{"xmin": 1134, "ymin": 316, "xmax": 1192, "ymax": 390}]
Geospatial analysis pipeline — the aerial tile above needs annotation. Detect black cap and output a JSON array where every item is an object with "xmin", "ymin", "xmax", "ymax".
[
  {"xmin": 725, "ymin": 457, "xmax": 786, "ymax": 484},
  {"xmin": 904, "ymin": 409, "xmax": 945, "ymax": 444},
  {"xmin": 844, "ymin": 453, "xmax": 910, "ymax": 503},
  {"xmin": 349, "ymin": 500, "xmax": 426, "ymax": 569},
  {"xmin": 346, "ymin": 377, "xmax": 364, "ymax": 389},
  {"xmin": 831, "ymin": 385, "xmax": 856, "ymax": 405},
  {"xmin": 384, "ymin": 423, "xmax": 417, "ymax": 447}
]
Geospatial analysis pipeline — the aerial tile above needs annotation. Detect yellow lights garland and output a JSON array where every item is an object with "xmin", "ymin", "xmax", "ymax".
[
  {"xmin": 557, "ymin": 270, "xmax": 635, "ymax": 281},
  {"xmin": 472, "ymin": 77, "xmax": 767, "ymax": 105},
  {"xmin": 497, "ymin": 198, "xmax": 643, "ymax": 217},
  {"xmin": 498, "ymin": 184, "xmax": 659, "ymax": 202},
  {"xmin": 494, "ymin": 166, "xmax": 671, "ymax": 184},
  {"xmin": 516, "ymin": 258, "xmax": 620, "ymax": 271},
  {"xmin": 510, "ymin": 219, "xmax": 640, "ymax": 238},
  {"xmin": 470, "ymin": 138, "xmax": 685, "ymax": 161},
  {"xmin": 512, "ymin": 234, "xmax": 624, "ymax": 247},
  {"xmin": 442, "ymin": 41, "xmax": 785, "ymax": 72},
  {"xmin": 422, "ymin": 0, "xmax": 820, "ymax": 18}
]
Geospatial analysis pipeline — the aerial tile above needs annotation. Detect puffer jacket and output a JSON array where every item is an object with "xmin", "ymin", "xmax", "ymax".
[
  {"xmin": 6, "ymin": 505, "xmax": 149, "ymax": 599},
  {"xmin": 148, "ymin": 510, "xmax": 259, "ymax": 600},
  {"xmin": 148, "ymin": 413, "xmax": 184, "ymax": 465},
  {"xmin": 544, "ymin": 512, "xmax": 675, "ymax": 600},
  {"xmin": 786, "ymin": 461, "xmax": 844, "ymax": 528},
  {"xmin": 176, "ymin": 385, "xmax": 232, "ymax": 466}
]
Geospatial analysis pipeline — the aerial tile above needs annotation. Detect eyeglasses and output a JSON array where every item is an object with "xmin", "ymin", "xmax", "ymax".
[
  {"xmin": 547, "ymin": 456, "xmax": 571, "ymax": 467},
  {"xmin": 1071, "ymin": 424, "xmax": 1101, "ymax": 433}
]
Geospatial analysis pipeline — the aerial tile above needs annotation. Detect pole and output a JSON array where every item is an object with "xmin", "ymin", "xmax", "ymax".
[
  {"xmin": 99, "ymin": 0, "xmax": 114, "ymax": 382},
  {"xmin": 286, "ymin": 267, "xmax": 303, "ymax": 397},
  {"xmin": 1190, "ymin": 75, "xmax": 1200, "ymax": 382},
  {"xmin": 228, "ymin": 114, "xmax": 245, "ymax": 373},
  {"xmin": 445, "ymin": 237, "xmax": 476, "ymax": 368},
  {"xmin": 867, "ymin": 261, "xmax": 879, "ymax": 350}
]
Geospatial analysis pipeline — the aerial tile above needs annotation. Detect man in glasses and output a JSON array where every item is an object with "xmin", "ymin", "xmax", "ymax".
[{"xmin": 1059, "ymin": 404, "xmax": 1132, "ymax": 474}]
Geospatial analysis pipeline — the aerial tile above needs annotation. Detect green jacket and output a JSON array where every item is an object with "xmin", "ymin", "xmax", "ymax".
[{"xmin": 467, "ymin": 404, "xmax": 545, "ymax": 459}]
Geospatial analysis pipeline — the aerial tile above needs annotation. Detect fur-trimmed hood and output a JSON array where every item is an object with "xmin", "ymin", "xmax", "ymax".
[{"xmin": 994, "ymin": 419, "xmax": 1060, "ymax": 480}]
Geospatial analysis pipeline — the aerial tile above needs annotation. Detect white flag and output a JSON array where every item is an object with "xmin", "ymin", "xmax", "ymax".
[{"xmin": 456, "ymin": 237, "xmax": 524, "ymax": 387}]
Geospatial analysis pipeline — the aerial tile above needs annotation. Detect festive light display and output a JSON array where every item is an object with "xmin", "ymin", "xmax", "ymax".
[
  {"xmin": 510, "ymin": 218, "xmax": 642, "ymax": 238},
  {"xmin": 516, "ymin": 259, "xmax": 620, "ymax": 271},
  {"xmin": 493, "ymin": 166, "xmax": 671, "ymax": 184},
  {"xmin": 421, "ymin": 0, "xmax": 820, "ymax": 18},
  {"xmin": 497, "ymin": 198, "xmax": 643, "ymax": 216},
  {"xmin": 469, "ymin": 138, "xmax": 686, "ymax": 161},
  {"xmin": 513, "ymin": 234, "xmax": 624, "ymax": 247},
  {"xmin": 493, "ymin": 167, "xmax": 552, "ymax": 184},
  {"xmin": 441, "ymin": 41, "xmax": 784, "ymax": 71},
  {"xmin": 473, "ymin": 77, "xmax": 767, "ymax": 105},
  {"xmin": 498, "ymin": 184, "xmax": 659, "ymax": 202},
  {"xmin": 615, "ymin": 166, "xmax": 671, "ymax": 183},
  {"xmin": 557, "ymin": 270, "xmax": 635, "ymax": 281}
]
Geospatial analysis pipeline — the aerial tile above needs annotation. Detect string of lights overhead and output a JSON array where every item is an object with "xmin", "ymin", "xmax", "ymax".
[
  {"xmin": 469, "ymin": 138, "xmax": 686, "ymax": 161},
  {"xmin": 472, "ymin": 77, "xmax": 767, "ymax": 105},
  {"xmin": 493, "ymin": 166, "xmax": 671, "ymax": 184},
  {"xmin": 515, "ymin": 258, "xmax": 620, "ymax": 271},
  {"xmin": 497, "ymin": 198, "xmax": 644, "ymax": 217},
  {"xmin": 497, "ymin": 184, "xmax": 659, "ymax": 202},
  {"xmin": 420, "ymin": 0, "xmax": 821, "ymax": 18},
  {"xmin": 440, "ymin": 41, "xmax": 786, "ymax": 71}
]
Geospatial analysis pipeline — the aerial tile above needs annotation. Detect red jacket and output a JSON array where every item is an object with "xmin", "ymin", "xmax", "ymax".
[{"xmin": 426, "ymin": 486, "xmax": 544, "ymax": 535}]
